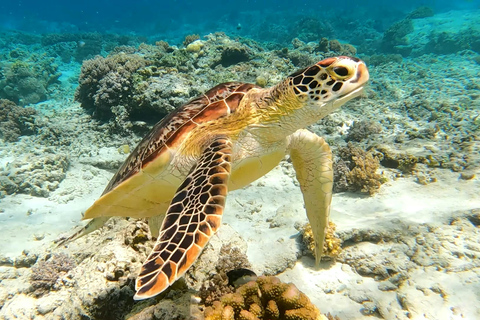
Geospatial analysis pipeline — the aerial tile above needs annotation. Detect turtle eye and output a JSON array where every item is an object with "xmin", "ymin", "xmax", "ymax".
[
  {"xmin": 333, "ymin": 66, "xmax": 349, "ymax": 77},
  {"xmin": 327, "ymin": 64, "xmax": 354, "ymax": 80}
]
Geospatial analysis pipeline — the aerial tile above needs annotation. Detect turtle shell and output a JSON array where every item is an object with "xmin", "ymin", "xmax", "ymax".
[{"xmin": 83, "ymin": 82, "xmax": 258, "ymax": 220}]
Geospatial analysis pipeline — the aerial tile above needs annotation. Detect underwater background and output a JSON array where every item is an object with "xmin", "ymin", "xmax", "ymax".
[{"xmin": 0, "ymin": 0, "xmax": 480, "ymax": 319}]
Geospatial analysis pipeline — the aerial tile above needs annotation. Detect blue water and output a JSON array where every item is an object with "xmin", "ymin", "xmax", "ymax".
[
  {"xmin": 1, "ymin": 0, "xmax": 479, "ymax": 44},
  {"xmin": 1, "ymin": 1, "xmax": 480, "ymax": 319}
]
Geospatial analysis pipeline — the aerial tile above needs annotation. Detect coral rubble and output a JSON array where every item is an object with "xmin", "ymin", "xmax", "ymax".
[
  {"xmin": 29, "ymin": 253, "xmax": 76, "ymax": 297},
  {"xmin": 0, "ymin": 152, "xmax": 69, "ymax": 197}
]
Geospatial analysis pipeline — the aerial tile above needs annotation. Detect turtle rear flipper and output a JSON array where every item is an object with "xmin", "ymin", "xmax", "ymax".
[
  {"xmin": 134, "ymin": 137, "xmax": 232, "ymax": 300},
  {"xmin": 56, "ymin": 216, "xmax": 110, "ymax": 247}
]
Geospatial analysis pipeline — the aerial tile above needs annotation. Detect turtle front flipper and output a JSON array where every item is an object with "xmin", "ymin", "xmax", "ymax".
[
  {"xmin": 134, "ymin": 137, "xmax": 233, "ymax": 300},
  {"xmin": 287, "ymin": 129, "xmax": 333, "ymax": 267}
]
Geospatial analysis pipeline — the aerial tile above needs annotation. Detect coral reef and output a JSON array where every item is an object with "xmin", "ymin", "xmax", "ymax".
[
  {"xmin": 75, "ymin": 52, "xmax": 149, "ymax": 120},
  {"xmin": 74, "ymin": 34, "xmax": 264, "ymax": 126},
  {"xmin": 426, "ymin": 29, "xmax": 480, "ymax": 55},
  {"xmin": 219, "ymin": 46, "xmax": 252, "ymax": 67},
  {"xmin": 204, "ymin": 276, "xmax": 329, "ymax": 320},
  {"xmin": 293, "ymin": 17, "xmax": 333, "ymax": 43},
  {"xmin": 29, "ymin": 253, "xmax": 76, "ymax": 297},
  {"xmin": 287, "ymin": 50, "xmax": 316, "ymax": 67},
  {"xmin": 345, "ymin": 120, "xmax": 382, "ymax": 142},
  {"xmin": 200, "ymin": 244, "xmax": 252, "ymax": 306},
  {"xmin": 406, "ymin": 6, "xmax": 434, "ymax": 19},
  {"xmin": 361, "ymin": 54, "xmax": 403, "ymax": 66},
  {"xmin": 316, "ymin": 38, "xmax": 357, "ymax": 56},
  {"xmin": 13, "ymin": 250, "xmax": 38, "ymax": 268},
  {"xmin": 334, "ymin": 143, "xmax": 384, "ymax": 195},
  {"xmin": 183, "ymin": 34, "xmax": 200, "ymax": 47},
  {"xmin": 0, "ymin": 55, "xmax": 61, "ymax": 105},
  {"xmin": 300, "ymin": 222, "xmax": 342, "ymax": 261},
  {"xmin": 375, "ymin": 147, "xmax": 419, "ymax": 174},
  {"xmin": 381, "ymin": 19, "xmax": 414, "ymax": 55},
  {"xmin": 41, "ymin": 32, "xmax": 146, "ymax": 63},
  {"xmin": 0, "ymin": 99, "xmax": 37, "ymax": 142}
]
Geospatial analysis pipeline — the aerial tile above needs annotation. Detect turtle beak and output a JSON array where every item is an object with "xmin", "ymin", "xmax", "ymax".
[
  {"xmin": 332, "ymin": 85, "xmax": 365, "ymax": 109},
  {"xmin": 354, "ymin": 61, "xmax": 369, "ymax": 87},
  {"xmin": 332, "ymin": 60, "xmax": 369, "ymax": 108}
]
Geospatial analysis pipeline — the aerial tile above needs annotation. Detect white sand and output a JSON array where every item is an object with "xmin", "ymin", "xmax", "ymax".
[{"xmin": 1, "ymin": 154, "xmax": 479, "ymax": 318}]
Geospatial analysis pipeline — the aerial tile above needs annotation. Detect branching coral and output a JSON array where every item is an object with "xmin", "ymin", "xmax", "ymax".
[
  {"xmin": 204, "ymin": 276, "xmax": 332, "ymax": 320},
  {"xmin": 0, "ymin": 99, "xmax": 37, "ymax": 142},
  {"xmin": 345, "ymin": 120, "xmax": 382, "ymax": 142},
  {"xmin": 183, "ymin": 34, "xmax": 200, "ymax": 47},
  {"xmin": 334, "ymin": 143, "xmax": 384, "ymax": 195},
  {"xmin": 30, "ymin": 253, "xmax": 76, "ymax": 297},
  {"xmin": 75, "ymin": 49, "xmax": 196, "ymax": 126}
]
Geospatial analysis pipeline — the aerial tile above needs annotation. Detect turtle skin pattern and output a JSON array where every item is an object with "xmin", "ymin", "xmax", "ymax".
[{"xmin": 135, "ymin": 137, "xmax": 233, "ymax": 299}]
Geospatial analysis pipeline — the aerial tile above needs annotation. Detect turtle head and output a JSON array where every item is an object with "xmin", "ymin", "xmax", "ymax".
[{"xmin": 288, "ymin": 56, "xmax": 369, "ymax": 113}]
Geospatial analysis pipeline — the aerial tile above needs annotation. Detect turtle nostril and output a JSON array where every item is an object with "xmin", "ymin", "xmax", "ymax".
[{"xmin": 333, "ymin": 66, "xmax": 349, "ymax": 77}]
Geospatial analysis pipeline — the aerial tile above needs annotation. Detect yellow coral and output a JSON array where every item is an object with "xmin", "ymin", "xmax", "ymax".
[
  {"xmin": 238, "ymin": 310, "xmax": 260, "ymax": 320},
  {"xmin": 205, "ymin": 276, "xmax": 328, "ymax": 320},
  {"xmin": 265, "ymin": 300, "xmax": 280, "ymax": 319},
  {"xmin": 221, "ymin": 293, "xmax": 245, "ymax": 313},
  {"xmin": 255, "ymin": 76, "xmax": 267, "ymax": 87},
  {"xmin": 222, "ymin": 305, "xmax": 235, "ymax": 320},
  {"xmin": 186, "ymin": 40, "xmax": 204, "ymax": 53},
  {"xmin": 338, "ymin": 143, "xmax": 383, "ymax": 195},
  {"xmin": 301, "ymin": 222, "xmax": 342, "ymax": 261},
  {"xmin": 117, "ymin": 144, "xmax": 130, "ymax": 154}
]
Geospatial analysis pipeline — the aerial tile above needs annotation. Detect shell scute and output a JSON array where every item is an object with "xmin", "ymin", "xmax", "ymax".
[
  {"xmin": 225, "ymin": 92, "xmax": 245, "ymax": 113},
  {"xmin": 205, "ymin": 82, "xmax": 245, "ymax": 101},
  {"xmin": 103, "ymin": 82, "xmax": 256, "ymax": 194},
  {"xmin": 235, "ymin": 83, "xmax": 257, "ymax": 93},
  {"xmin": 193, "ymin": 100, "xmax": 229, "ymax": 123}
]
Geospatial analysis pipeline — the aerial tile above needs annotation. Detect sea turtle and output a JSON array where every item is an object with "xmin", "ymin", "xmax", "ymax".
[{"xmin": 65, "ymin": 56, "xmax": 369, "ymax": 300}]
